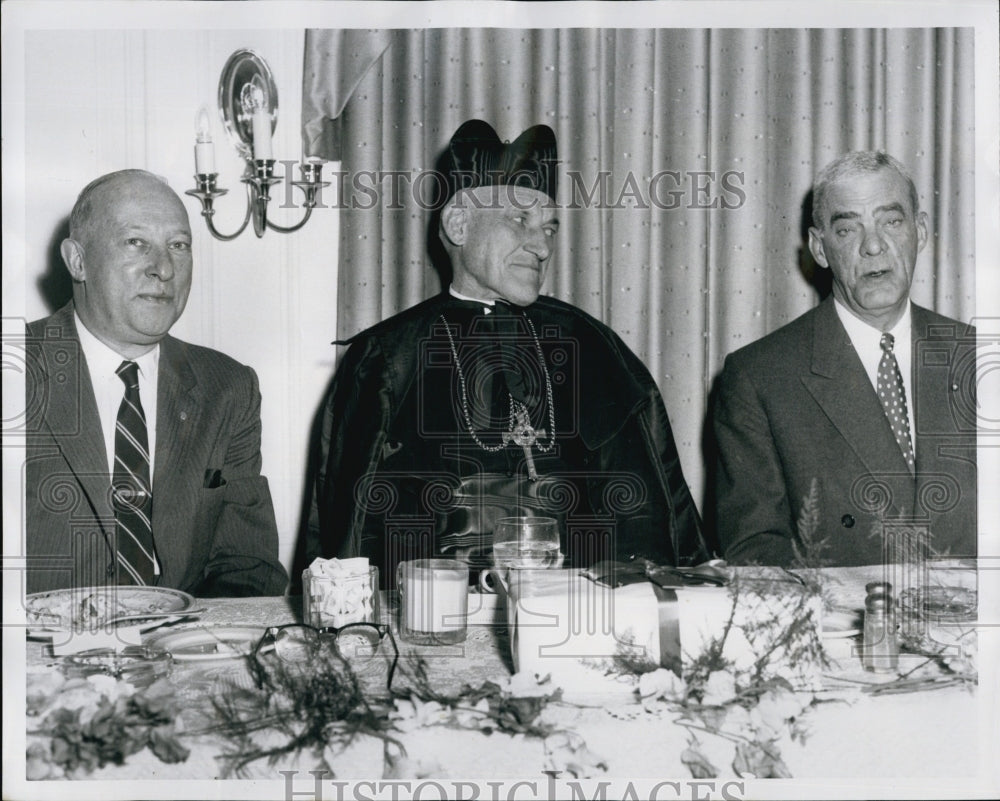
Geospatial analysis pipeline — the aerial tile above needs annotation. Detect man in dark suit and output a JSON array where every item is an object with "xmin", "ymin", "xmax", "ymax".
[
  {"xmin": 25, "ymin": 169, "xmax": 288, "ymax": 595},
  {"xmin": 713, "ymin": 151, "xmax": 976, "ymax": 566}
]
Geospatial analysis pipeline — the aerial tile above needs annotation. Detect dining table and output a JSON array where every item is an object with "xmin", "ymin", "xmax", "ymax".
[{"xmin": 17, "ymin": 561, "xmax": 996, "ymax": 800}]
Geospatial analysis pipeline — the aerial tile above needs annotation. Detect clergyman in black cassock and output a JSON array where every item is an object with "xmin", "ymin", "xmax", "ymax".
[{"xmin": 305, "ymin": 120, "xmax": 708, "ymax": 587}]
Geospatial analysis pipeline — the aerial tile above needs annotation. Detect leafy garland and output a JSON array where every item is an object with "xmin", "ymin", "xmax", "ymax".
[
  {"xmin": 608, "ymin": 478, "xmax": 832, "ymax": 778},
  {"xmin": 392, "ymin": 654, "xmax": 562, "ymax": 739},
  {"xmin": 207, "ymin": 647, "xmax": 564, "ymax": 778},
  {"xmin": 208, "ymin": 644, "xmax": 401, "ymax": 777}
]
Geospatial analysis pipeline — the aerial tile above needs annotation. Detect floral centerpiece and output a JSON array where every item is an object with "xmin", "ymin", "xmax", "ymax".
[{"xmin": 26, "ymin": 672, "xmax": 189, "ymax": 779}]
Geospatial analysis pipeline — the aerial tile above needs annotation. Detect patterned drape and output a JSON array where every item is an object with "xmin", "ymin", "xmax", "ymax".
[{"xmin": 302, "ymin": 27, "xmax": 974, "ymax": 511}]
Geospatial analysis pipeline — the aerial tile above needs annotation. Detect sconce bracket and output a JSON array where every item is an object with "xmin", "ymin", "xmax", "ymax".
[
  {"xmin": 190, "ymin": 49, "xmax": 324, "ymax": 240},
  {"xmin": 218, "ymin": 49, "xmax": 278, "ymax": 162}
]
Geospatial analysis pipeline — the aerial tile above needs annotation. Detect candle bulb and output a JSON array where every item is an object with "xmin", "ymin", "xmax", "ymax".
[
  {"xmin": 302, "ymin": 155, "xmax": 324, "ymax": 184},
  {"xmin": 299, "ymin": 156, "xmax": 323, "ymax": 184},
  {"xmin": 194, "ymin": 106, "xmax": 215, "ymax": 175},
  {"xmin": 252, "ymin": 107, "xmax": 272, "ymax": 160},
  {"xmin": 250, "ymin": 83, "xmax": 273, "ymax": 161}
]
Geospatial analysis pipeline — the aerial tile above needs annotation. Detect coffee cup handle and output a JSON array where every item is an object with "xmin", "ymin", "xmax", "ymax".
[{"xmin": 479, "ymin": 567, "xmax": 509, "ymax": 597}]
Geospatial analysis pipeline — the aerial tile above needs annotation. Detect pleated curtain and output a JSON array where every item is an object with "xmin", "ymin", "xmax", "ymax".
[{"xmin": 302, "ymin": 27, "xmax": 975, "ymax": 509}]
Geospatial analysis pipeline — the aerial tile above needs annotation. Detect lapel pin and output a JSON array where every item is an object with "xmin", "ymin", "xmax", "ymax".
[{"xmin": 180, "ymin": 411, "xmax": 188, "ymax": 421}]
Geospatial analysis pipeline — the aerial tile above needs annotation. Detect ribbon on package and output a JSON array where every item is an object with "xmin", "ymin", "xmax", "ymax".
[{"xmin": 581, "ymin": 560, "xmax": 731, "ymax": 676}]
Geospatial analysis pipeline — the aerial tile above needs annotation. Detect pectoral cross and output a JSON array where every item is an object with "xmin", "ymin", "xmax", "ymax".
[{"xmin": 504, "ymin": 406, "xmax": 545, "ymax": 481}]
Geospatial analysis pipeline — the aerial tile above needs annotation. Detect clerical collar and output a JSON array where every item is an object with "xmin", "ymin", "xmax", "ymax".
[{"xmin": 449, "ymin": 286, "xmax": 496, "ymax": 313}]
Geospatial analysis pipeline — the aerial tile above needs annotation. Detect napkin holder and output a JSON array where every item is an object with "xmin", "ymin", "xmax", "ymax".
[{"xmin": 302, "ymin": 559, "xmax": 379, "ymax": 627}]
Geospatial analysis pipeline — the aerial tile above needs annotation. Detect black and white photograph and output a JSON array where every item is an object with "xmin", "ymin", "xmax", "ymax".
[{"xmin": 3, "ymin": 1, "xmax": 998, "ymax": 799}]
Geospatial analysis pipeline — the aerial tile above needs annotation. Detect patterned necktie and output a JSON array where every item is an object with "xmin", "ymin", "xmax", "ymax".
[
  {"xmin": 877, "ymin": 333, "xmax": 915, "ymax": 473},
  {"xmin": 112, "ymin": 360, "xmax": 156, "ymax": 584}
]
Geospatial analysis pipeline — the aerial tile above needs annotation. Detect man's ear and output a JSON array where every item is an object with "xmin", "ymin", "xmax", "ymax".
[
  {"xmin": 807, "ymin": 227, "xmax": 829, "ymax": 268},
  {"xmin": 440, "ymin": 204, "xmax": 469, "ymax": 247},
  {"xmin": 60, "ymin": 239, "xmax": 86, "ymax": 282}
]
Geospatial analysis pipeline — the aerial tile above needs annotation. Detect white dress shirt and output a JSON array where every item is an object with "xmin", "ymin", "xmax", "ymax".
[
  {"xmin": 834, "ymin": 300, "xmax": 914, "ymax": 440},
  {"xmin": 74, "ymin": 312, "xmax": 159, "ymax": 481}
]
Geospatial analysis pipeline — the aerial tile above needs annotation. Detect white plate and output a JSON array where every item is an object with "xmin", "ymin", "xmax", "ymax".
[
  {"xmin": 822, "ymin": 607, "xmax": 863, "ymax": 638},
  {"xmin": 900, "ymin": 586, "xmax": 978, "ymax": 621},
  {"xmin": 146, "ymin": 626, "xmax": 264, "ymax": 662},
  {"xmin": 25, "ymin": 586, "xmax": 197, "ymax": 630}
]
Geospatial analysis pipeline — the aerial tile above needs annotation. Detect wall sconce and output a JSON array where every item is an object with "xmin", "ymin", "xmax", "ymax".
[{"xmin": 186, "ymin": 49, "xmax": 328, "ymax": 240}]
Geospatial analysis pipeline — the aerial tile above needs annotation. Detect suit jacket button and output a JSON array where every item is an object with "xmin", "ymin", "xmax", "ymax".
[
  {"xmin": 841, "ymin": 514, "xmax": 855, "ymax": 528},
  {"xmin": 106, "ymin": 563, "xmax": 115, "ymax": 577}
]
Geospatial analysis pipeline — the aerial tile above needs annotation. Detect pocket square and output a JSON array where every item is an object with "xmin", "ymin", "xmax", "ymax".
[{"xmin": 203, "ymin": 468, "xmax": 225, "ymax": 489}]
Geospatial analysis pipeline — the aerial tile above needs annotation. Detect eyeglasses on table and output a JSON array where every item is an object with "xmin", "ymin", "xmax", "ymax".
[{"xmin": 251, "ymin": 622, "xmax": 398, "ymax": 692}]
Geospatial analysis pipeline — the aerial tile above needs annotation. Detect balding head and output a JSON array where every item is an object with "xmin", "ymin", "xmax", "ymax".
[{"xmin": 68, "ymin": 169, "xmax": 184, "ymax": 240}]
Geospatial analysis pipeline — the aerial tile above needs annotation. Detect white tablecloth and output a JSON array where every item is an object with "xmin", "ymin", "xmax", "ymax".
[{"xmin": 20, "ymin": 563, "xmax": 991, "ymax": 791}]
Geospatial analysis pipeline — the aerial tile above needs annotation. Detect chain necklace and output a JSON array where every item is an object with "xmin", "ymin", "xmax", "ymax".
[{"xmin": 439, "ymin": 311, "xmax": 555, "ymax": 479}]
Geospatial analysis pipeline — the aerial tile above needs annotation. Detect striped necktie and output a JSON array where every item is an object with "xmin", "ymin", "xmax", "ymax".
[
  {"xmin": 112, "ymin": 360, "xmax": 157, "ymax": 584},
  {"xmin": 877, "ymin": 333, "xmax": 915, "ymax": 473}
]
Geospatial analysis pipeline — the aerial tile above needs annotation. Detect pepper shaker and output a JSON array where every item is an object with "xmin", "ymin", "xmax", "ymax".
[{"xmin": 862, "ymin": 583, "xmax": 899, "ymax": 673}]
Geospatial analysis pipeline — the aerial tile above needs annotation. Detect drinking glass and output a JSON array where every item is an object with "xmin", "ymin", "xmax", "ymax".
[
  {"xmin": 396, "ymin": 559, "xmax": 469, "ymax": 645},
  {"xmin": 480, "ymin": 516, "xmax": 563, "ymax": 593}
]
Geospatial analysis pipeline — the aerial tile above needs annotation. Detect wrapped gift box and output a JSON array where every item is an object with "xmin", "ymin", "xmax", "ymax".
[{"xmin": 504, "ymin": 569, "xmax": 823, "ymax": 699}]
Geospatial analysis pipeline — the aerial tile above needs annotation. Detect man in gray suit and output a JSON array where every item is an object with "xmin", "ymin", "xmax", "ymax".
[
  {"xmin": 25, "ymin": 169, "xmax": 288, "ymax": 595},
  {"xmin": 713, "ymin": 152, "xmax": 977, "ymax": 566}
]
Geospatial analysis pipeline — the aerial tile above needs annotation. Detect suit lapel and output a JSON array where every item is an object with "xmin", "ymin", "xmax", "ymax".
[
  {"xmin": 910, "ymin": 304, "xmax": 976, "ymax": 473},
  {"xmin": 152, "ymin": 335, "xmax": 200, "ymax": 583},
  {"xmin": 801, "ymin": 299, "xmax": 915, "ymax": 487},
  {"xmin": 40, "ymin": 306, "xmax": 115, "ymax": 532}
]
